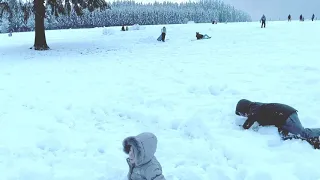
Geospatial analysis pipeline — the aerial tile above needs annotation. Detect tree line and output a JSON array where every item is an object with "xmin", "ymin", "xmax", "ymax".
[{"xmin": 0, "ymin": 0, "xmax": 251, "ymax": 33}]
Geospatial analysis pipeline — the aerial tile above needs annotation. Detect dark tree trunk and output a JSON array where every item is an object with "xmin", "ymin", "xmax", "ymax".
[{"xmin": 32, "ymin": 0, "xmax": 49, "ymax": 50}]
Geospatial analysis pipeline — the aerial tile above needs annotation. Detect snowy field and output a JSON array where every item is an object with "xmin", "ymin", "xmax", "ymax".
[{"xmin": 1, "ymin": 20, "xmax": 320, "ymax": 180}]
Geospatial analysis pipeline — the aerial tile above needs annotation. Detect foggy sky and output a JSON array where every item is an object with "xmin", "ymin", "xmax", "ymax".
[{"xmin": 222, "ymin": 0, "xmax": 320, "ymax": 21}]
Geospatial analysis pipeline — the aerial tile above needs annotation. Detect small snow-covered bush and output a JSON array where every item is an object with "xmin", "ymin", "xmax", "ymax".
[{"xmin": 183, "ymin": 18, "xmax": 189, "ymax": 24}]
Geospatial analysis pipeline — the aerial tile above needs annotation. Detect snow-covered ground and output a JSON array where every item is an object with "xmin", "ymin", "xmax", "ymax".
[{"xmin": 1, "ymin": 20, "xmax": 320, "ymax": 180}]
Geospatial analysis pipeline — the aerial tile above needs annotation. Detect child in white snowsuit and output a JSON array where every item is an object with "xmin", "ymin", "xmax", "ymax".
[{"xmin": 123, "ymin": 132, "xmax": 166, "ymax": 180}]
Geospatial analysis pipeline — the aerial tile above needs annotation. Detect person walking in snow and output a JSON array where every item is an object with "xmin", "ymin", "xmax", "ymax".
[
  {"xmin": 312, "ymin": 14, "xmax": 315, "ymax": 21},
  {"xmin": 300, "ymin": 14, "xmax": 303, "ymax": 21},
  {"xmin": 123, "ymin": 132, "xmax": 166, "ymax": 180},
  {"xmin": 235, "ymin": 99, "xmax": 320, "ymax": 149},
  {"xmin": 288, "ymin": 14, "xmax": 291, "ymax": 21},
  {"xmin": 161, "ymin": 26, "xmax": 166, "ymax": 42},
  {"xmin": 196, "ymin": 32, "xmax": 211, "ymax": 40},
  {"xmin": 260, "ymin": 14, "xmax": 266, "ymax": 28}
]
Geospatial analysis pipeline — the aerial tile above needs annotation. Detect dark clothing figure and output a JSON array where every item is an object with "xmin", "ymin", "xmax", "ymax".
[
  {"xmin": 235, "ymin": 99, "xmax": 320, "ymax": 149},
  {"xmin": 260, "ymin": 15, "xmax": 266, "ymax": 28},
  {"xmin": 300, "ymin": 14, "xmax": 303, "ymax": 21},
  {"xmin": 161, "ymin": 27, "xmax": 166, "ymax": 42},
  {"xmin": 196, "ymin": 32, "xmax": 203, "ymax": 39},
  {"xmin": 196, "ymin": 32, "xmax": 210, "ymax": 40},
  {"xmin": 161, "ymin": 33, "xmax": 165, "ymax": 42},
  {"xmin": 312, "ymin": 14, "xmax": 315, "ymax": 21},
  {"xmin": 288, "ymin": 14, "xmax": 291, "ymax": 21},
  {"xmin": 121, "ymin": 26, "xmax": 125, "ymax": 31}
]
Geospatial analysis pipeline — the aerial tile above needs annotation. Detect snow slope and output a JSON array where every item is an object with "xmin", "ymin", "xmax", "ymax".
[{"xmin": 1, "ymin": 20, "xmax": 320, "ymax": 180}]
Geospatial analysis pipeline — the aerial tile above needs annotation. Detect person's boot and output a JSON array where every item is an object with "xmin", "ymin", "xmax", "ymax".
[
  {"xmin": 307, "ymin": 137, "xmax": 320, "ymax": 149},
  {"xmin": 278, "ymin": 128, "xmax": 289, "ymax": 137}
]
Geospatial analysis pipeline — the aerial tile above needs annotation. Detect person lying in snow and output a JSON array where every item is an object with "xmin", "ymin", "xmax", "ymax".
[
  {"xmin": 235, "ymin": 99, "xmax": 320, "ymax": 149},
  {"xmin": 196, "ymin": 32, "xmax": 211, "ymax": 40},
  {"xmin": 123, "ymin": 132, "xmax": 166, "ymax": 180}
]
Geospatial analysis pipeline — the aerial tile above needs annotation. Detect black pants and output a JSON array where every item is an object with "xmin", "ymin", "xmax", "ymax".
[
  {"xmin": 261, "ymin": 21, "xmax": 266, "ymax": 28},
  {"xmin": 161, "ymin": 33, "xmax": 166, "ymax": 42}
]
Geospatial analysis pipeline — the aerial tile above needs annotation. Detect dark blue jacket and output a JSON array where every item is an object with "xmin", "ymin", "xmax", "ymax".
[{"xmin": 241, "ymin": 102, "xmax": 298, "ymax": 129}]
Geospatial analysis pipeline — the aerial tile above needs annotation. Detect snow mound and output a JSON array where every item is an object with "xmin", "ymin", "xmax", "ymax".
[
  {"xmin": 130, "ymin": 24, "xmax": 146, "ymax": 31},
  {"xmin": 102, "ymin": 28, "xmax": 115, "ymax": 35},
  {"xmin": 187, "ymin": 21, "xmax": 195, "ymax": 24}
]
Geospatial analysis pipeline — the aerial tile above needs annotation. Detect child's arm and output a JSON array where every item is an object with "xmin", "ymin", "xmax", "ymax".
[
  {"xmin": 242, "ymin": 117, "xmax": 256, "ymax": 129},
  {"xmin": 242, "ymin": 106, "xmax": 260, "ymax": 129},
  {"xmin": 145, "ymin": 162, "xmax": 165, "ymax": 180}
]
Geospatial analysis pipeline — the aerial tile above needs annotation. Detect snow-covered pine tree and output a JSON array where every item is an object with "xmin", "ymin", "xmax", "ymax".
[
  {"xmin": 0, "ymin": 11, "xmax": 9, "ymax": 33},
  {"xmin": 1, "ymin": 0, "xmax": 251, "ymax": 34}
]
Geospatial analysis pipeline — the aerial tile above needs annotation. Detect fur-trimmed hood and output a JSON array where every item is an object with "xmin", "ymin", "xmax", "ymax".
[{"xmin": 123, "ymin": 132, "xmax": 158, "ymax": 166}]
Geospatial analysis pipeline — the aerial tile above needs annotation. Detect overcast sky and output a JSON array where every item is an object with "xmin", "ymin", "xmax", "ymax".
[{"xmin": 221, "ymin": 0, "xmax": 320, "ymax": 21}]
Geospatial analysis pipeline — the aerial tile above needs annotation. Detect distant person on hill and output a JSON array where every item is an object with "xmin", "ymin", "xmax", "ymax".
[
  {"xmin": 235, "ymin": 99, "xmax": 320, "ymax": 149},
  {"xmin": 161, "ymin": 26, "xmax": 166, "ymax": 42},
  {"xmin": 196, "ymin": 32, "xmax": 211, "ymax": 40},
  {"xmin": 300, "ymin": 14, "xmax": 303, "ymax": 21},
  {"xmin": 288, "ymin": 14, "xmax": 291, "ymax": 21},
  {"xmin": 312, "ymin": 14, "xmax": 315, "ymax": 21},
  {"xmin": 260, "ymin": 14, "xmax": 266, "ymax": 28},
  {"xmin": 126, "ymin": 26, "xmax": 129, "ymax": 31},
  {"xmin": 121, "ymin": 25, "xmax": 125, "ymax": 31}
]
